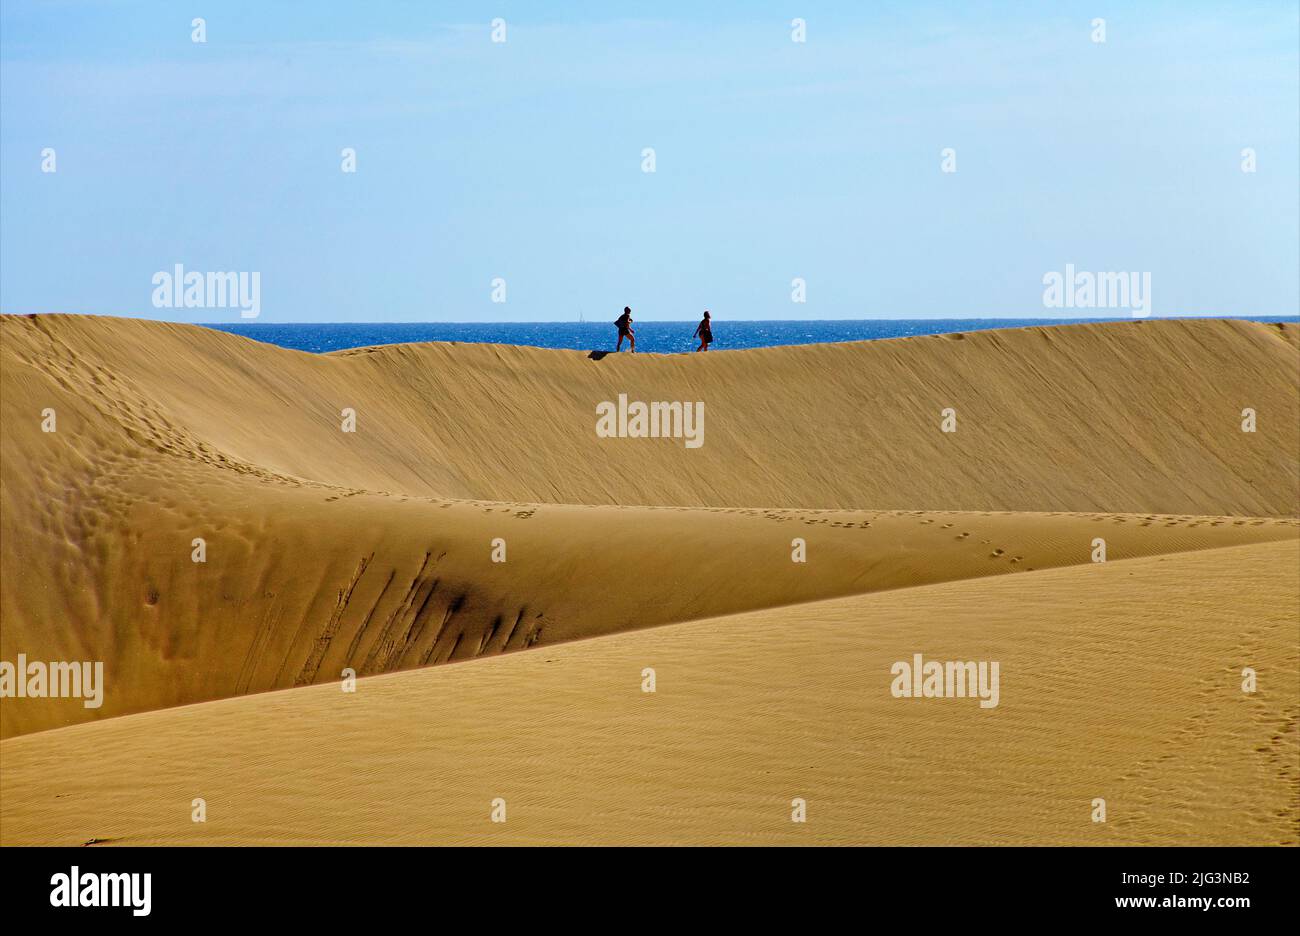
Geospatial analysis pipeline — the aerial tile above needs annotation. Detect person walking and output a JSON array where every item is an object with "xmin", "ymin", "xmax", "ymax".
[
  {"xmin": 693, "ymin": 311, "xmax": 713, "ymax": 351},
  {"xmin": 615, "ymin": 306, "xmax": 635, "ymax": 352}
]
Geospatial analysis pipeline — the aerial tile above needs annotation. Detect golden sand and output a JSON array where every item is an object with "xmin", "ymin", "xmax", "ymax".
[{"xmin": 1, "ymin": 314, "xmax": 1296, "ymax": 844}]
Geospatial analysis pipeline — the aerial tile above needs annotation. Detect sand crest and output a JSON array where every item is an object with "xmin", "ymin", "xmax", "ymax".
[{"xmin": 1, "ymin": 314, "xmax": 1296, "ymax": 844}]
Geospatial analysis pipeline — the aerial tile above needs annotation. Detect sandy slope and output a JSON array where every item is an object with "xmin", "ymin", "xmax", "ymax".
[
  {"xmin": 2, "ymin": 469, "xmax": 1294, "ymax": 737},
  {"xmin": 2, "ymin": 315, "xmax": 1297, "ymax": 737},
  {"xmin": 0, "ymin": 314, "xmax": 1297, "ymax": 845},
  {"xmin": 2, "ymin": 540, "xmax": 1294, "ymax": 846},
  {"xmin": 3, "ymin": 314, "xmax": 1296, "ymax": 514}
]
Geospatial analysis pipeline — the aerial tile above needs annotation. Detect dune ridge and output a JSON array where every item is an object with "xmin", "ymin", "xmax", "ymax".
[
  {"xmin": 2, "ymin": 314, "xmax": 1297, "ymax": 737},
  {"xmin": 2, "ymin": 539, "xmax": 1294, "ymax": 846},
  {"xmin": 3, "ymin": 314, "xmax": 1296, "ymax": 513},
  {"xmin": 1, "ymin": 313, "xmax": 1297, "ymax": 845}
]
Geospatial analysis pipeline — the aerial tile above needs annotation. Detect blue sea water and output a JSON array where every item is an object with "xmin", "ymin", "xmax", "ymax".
[{"xmin": 208, "ymin": 317, "xmax": 1299, "ymax": 355}]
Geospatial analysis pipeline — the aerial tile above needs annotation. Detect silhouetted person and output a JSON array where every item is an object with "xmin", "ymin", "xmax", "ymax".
[
  {"xmin": 693, "ymin": 311, "xmax": 712, "ymax": 351},
  {"xmin": 615, "ymin": 306, "xmax": 635, "ymax": 352}
]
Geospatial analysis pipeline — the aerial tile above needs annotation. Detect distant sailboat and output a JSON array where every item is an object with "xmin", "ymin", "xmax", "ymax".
[{"xmin": 578, "ymin": 312, "xmax": 585, "ymax": 323}]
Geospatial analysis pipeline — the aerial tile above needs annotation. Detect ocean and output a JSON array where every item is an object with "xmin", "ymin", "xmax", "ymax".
[{"xmin": 207, "ymin": 317, "xmax": 1299, "ymax": 355}]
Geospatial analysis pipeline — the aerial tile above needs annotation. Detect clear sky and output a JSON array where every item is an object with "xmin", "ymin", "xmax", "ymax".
[{"xmin": 1, "ymin": 1, "xmax": 1296, "ymax": 322}]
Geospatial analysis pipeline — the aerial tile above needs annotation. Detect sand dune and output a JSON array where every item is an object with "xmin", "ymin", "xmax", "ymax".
[
  {"xmin": 1, "ymin": 313, "xmax": 1297, "ymax": 845},
  {"xmin": 3, "ymin": 314, "xmax": 1297, "ymax": 737},
  {"xmin": 2, "ymin": 540, "xmax": 1294, "ymax": 846},
  {"xmin": 3, "ymin": 314, "xmax": 1296, "ymax": 513},
  {"xmin": 3, "ymin": 471, "xmax": 1293, "ymax": 736}
]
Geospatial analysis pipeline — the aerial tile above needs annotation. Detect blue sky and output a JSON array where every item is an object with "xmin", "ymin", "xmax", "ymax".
[{"xmin": 1, "ymin": 1, "xmax": 1296, "ymax": 322}]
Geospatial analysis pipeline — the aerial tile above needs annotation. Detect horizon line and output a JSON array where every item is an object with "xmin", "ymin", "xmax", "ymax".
[{"xmin": 197, "ymin": 314, "xmax": 1299, "ymax": 326}]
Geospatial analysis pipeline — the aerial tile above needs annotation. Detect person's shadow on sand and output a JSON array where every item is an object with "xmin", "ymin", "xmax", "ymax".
[{"xmin": 587, "ymin": 350, "xmax": 610, "ymax": 360}]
